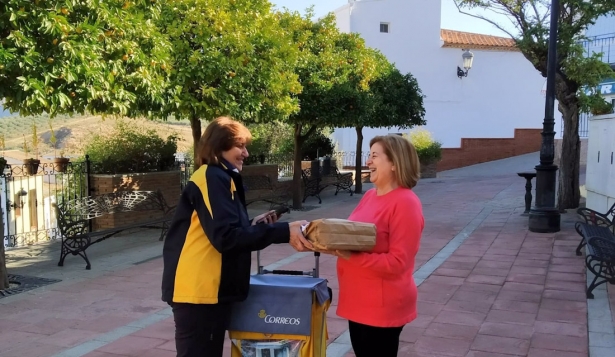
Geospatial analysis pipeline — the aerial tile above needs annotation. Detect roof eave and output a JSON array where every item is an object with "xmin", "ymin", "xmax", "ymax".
[{"xmin": 441, "ymin": 43, "xmax": 520, "ymax": 52}]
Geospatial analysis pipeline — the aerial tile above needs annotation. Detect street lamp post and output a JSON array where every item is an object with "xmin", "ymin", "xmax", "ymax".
[{"xmin": 528, "ymin": 0, "xmax": 561, "ymax": 233}]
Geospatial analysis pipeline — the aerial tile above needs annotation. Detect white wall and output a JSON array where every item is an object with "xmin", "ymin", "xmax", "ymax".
[
  {"xmin": 333, "ymin": 3, "xmax": 351, "ymax": 33},
  {"xmin": 585, "ymin": 113, "xmax": 615, "ymax": 213},
  {"xmin": 586, "ymin": 15, "xmax": 615, "ymax": 38},
  {"xmin": 332, "ymin": 0, "xmax": 545, "ymax": 153}
]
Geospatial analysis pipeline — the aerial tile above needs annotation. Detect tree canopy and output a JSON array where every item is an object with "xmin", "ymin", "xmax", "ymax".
[
  {"xmin": 277, "ymin": 10, "xmax": 383, "ymax": 207},
  {"xmin": 0, "ymin": 0, "xmax": 171, "ymax": 118},
  {"xmin": 349, "ymin": 55, "xmax": 426, "ymax": 193},
  {"xmin": 154, "ymin": 0, "xmax": 302, "ymax": 158}
]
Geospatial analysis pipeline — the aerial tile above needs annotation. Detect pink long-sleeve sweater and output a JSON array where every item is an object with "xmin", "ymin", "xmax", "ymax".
[{"xmin": 336, "ymin": 186, "xmax": 424, "ymax": 327}]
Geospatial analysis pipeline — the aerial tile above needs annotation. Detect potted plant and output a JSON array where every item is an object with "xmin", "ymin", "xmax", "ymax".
[
  {"xmin": 23, "ymin": 124, "xmax": 40, "ymax": 176},
  {"xmin": 0, "ymin": 133, "xmax": 7, "ymax": 174},
  {"xmin": 49, "ymin": 120, "xmax": 70, "ymax": 172}
]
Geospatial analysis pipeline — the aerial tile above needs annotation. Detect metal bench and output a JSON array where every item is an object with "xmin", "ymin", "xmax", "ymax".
[
  {"xmin": 53, "ymin": 190, "xmax": 175, "ymax": 270},
  {"xmin": 243, "ymin": 175, "xmax": 290, "ymax": 209},
  {"xmin": 301, "ymin": 167, "xmax": 353, "ymax": 204},
  {"xmin": 575, "ymin": 202, "xmax": 615, "ymax": 255},
  {"xmin": 578, "ymin": 222, "xmax": 615, "ymax": 298}
]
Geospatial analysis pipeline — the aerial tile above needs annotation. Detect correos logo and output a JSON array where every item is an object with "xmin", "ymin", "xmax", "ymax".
[{"xmin": 258, "ymin": 309, "xmax": 300, "ymax": 325}]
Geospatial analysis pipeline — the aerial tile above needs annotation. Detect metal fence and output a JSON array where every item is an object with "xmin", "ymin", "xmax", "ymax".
[
  {"xmin": 580, "ymin": 33, "xmax": 615, "ymax": 65},
  {"xmin": 244, "ymin": 151, "xmax": 371, "ymax": 178},
  {"xmin": 1, "ymin": 160, "xmax": 89, "ymax": 249},
  {"xmin": 1, "ymin": 156, "xmax": 190, "ymax": 250}
]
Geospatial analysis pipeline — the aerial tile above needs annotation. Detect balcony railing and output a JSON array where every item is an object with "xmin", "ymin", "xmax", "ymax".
[{"xmin": 580, "ymin": 33, "xmax": 615, "ymax": 65}]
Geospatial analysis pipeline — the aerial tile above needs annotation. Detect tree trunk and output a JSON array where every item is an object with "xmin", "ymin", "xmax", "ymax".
[
  {"xmin": 190, "ymin": 116, "xmax": 202, "ymax": 168},
  {"xmin": 557, "ymin": 101, "xmax": 581, "ymax": 210},
  {"xmin": 354, "ymin": 126, "xmax": 364, "ymax": 194},
  {"xmin": 0, "ymin": 201, "xmax": 8, "ymax": 290},
  {"xmin": 292, "ymin": 124, "xmax": 305, "ymax": 210}
]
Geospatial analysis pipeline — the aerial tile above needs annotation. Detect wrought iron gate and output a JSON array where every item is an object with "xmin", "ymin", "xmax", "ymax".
[{"xmin": 1, "ymin": 160, "xmax": 89, "ymax": 249}]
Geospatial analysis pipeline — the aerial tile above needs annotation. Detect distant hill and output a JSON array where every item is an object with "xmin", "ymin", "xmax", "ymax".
[{"xmin": 0, "ymin": 114, "xmax": 196, "ymax": 158}]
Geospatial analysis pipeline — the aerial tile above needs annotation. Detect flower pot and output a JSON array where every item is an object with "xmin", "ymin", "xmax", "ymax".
[
  {"xmin": 420, "ymin": 161, "xmax": 438, "ymax": 178},
  {"xmin": 54, "ymin": 157, "xmax": 70, "ymax": 173},
  {"xmin": 23, "ymin": 159, "xmax": 40, "ymax": 176}
]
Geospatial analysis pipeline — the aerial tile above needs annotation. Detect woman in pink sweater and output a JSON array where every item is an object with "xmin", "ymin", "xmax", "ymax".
[{"xmin": 330, "ymin": 134, "xmax": 424, "ymax": 357}]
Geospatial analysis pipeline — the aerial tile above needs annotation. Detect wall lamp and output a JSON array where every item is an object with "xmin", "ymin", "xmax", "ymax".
[{"xmin": 457, "ymin": 49, "xmax": 474, "ymax": 79}]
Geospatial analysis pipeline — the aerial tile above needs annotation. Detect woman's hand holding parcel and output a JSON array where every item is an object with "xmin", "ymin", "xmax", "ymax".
[{"xmin": 289, "ymin": 220, "xmax": 313, "ymax": 252}]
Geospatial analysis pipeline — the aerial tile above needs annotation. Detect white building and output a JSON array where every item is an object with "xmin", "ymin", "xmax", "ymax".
[{"xmin": 330, "ymin": 0, "xmax": 549, "ymax": 170}]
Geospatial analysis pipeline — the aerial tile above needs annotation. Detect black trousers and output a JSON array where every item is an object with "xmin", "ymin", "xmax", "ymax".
[
  {"xmin": 348, "ymin": 320, "xmax": 404, "ymax": 357},
  {"xmin": 172, "ymin": 302, "xmax": 233, "ymax": 357}
]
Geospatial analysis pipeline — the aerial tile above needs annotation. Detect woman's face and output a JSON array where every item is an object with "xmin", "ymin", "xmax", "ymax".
[
  {"xmin": 221, "ymin": 140, "xmax": 249, "ymax": 171},
  {"xmin": 366, "ymin": 142, "xmax": 395, "ymax": 187}
]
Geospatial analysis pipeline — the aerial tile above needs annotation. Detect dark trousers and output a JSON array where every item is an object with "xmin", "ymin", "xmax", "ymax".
[
  {"xmin": 348, "ymin": 320, "xmax": 404, "ymax": 357},
  {"xmin": 172, "ymin": 302, "xmax": 233, "ymax": 357}
]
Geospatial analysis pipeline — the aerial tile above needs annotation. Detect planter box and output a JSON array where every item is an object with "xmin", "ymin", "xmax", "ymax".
[
  {"xmin": 89, "ymin": 171, "xmax": 181, "ymax": 231},
  {"xmin": 421, "ymin": 161, "xmax": 437, "ymax": 178}
]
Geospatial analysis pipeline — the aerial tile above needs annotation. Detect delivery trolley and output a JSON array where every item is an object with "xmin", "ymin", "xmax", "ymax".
[{"xmin": 228, "ymin": 251, "xmax": 332, "ymax": 357}]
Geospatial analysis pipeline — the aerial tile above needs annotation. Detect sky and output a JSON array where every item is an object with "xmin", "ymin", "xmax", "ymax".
[{"xmin": 270, "ymin": 0, "xmax": 517, "ymax": 37}]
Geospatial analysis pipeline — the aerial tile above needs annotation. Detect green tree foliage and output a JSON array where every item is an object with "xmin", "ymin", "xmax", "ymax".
[
  {"xmin": 0, "ymin": 0, "xmax": 171, "ymax": 117},
  {"xmin": 0, "ymin": 1, "xmax": 173, "ymax": 289},
  {"xmin": 455, "ymin": 0, "xmax": 615, "ymax": 209},
  {"xmin": 155, "ymin": 0, "xmax": 301, "ymax": 161},
  {"xmin": 349, "ymin": 51, "xmax": 426, "ymax": 193},
  {"xmin": 278, "ymin": 10, "xmax": 381, "ymax": 208},
  {"xmin": 246, "ymin": 121, "xmax": 295, "ymax": 158}
]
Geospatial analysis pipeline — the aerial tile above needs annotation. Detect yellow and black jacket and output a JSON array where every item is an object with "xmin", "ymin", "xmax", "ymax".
[{"xmin": 161, "ymin": 162, "xmax": 290, "ymax": 304}]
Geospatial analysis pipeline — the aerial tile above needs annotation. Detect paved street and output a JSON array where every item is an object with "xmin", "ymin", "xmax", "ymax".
[{"xmin": 1, "ymin": 152, "xmax": 612, "ymax": 357}]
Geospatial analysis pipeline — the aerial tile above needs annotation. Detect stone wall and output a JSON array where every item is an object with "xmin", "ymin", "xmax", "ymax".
[{"xmin": 90, "ymin": 171, "xmax": 181, "ymax": 231}]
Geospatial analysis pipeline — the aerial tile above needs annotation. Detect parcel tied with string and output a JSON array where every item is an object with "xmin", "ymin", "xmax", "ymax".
[{"xmin": 303, "ymin": 218, "xmax": 377, "ymax": 251}]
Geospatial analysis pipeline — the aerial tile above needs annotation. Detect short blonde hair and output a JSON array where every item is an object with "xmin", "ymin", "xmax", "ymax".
[
  {"xmin": 369, "ymin": 134, "xmax": 421, "ymax": 189},
  {"xmin": 197, "ymin": 116, "xmax": 252, "ymax": 166}
]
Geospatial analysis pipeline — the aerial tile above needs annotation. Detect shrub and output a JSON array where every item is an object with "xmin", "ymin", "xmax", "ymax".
[
  {"xmin": 301, "ymin": 129, "xmax": 335, "ymax": 159},
  {"xmin": 83, "ymin": 120, "xmax": 178, "ymax": 174},
  {"xmin": 404, "ymin": 127, "xmax": 442, "ymax": 164}
]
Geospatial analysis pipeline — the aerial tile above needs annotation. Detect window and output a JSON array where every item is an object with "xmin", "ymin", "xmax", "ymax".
[{"xmin": 380, "ymin": 23, "xmax": 389, "ymax": 33}]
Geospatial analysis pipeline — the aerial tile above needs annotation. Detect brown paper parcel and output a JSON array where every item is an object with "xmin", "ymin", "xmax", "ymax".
[{"xmin": 304, "ymin": 218, "xmax": 377, "ymax": 251}]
